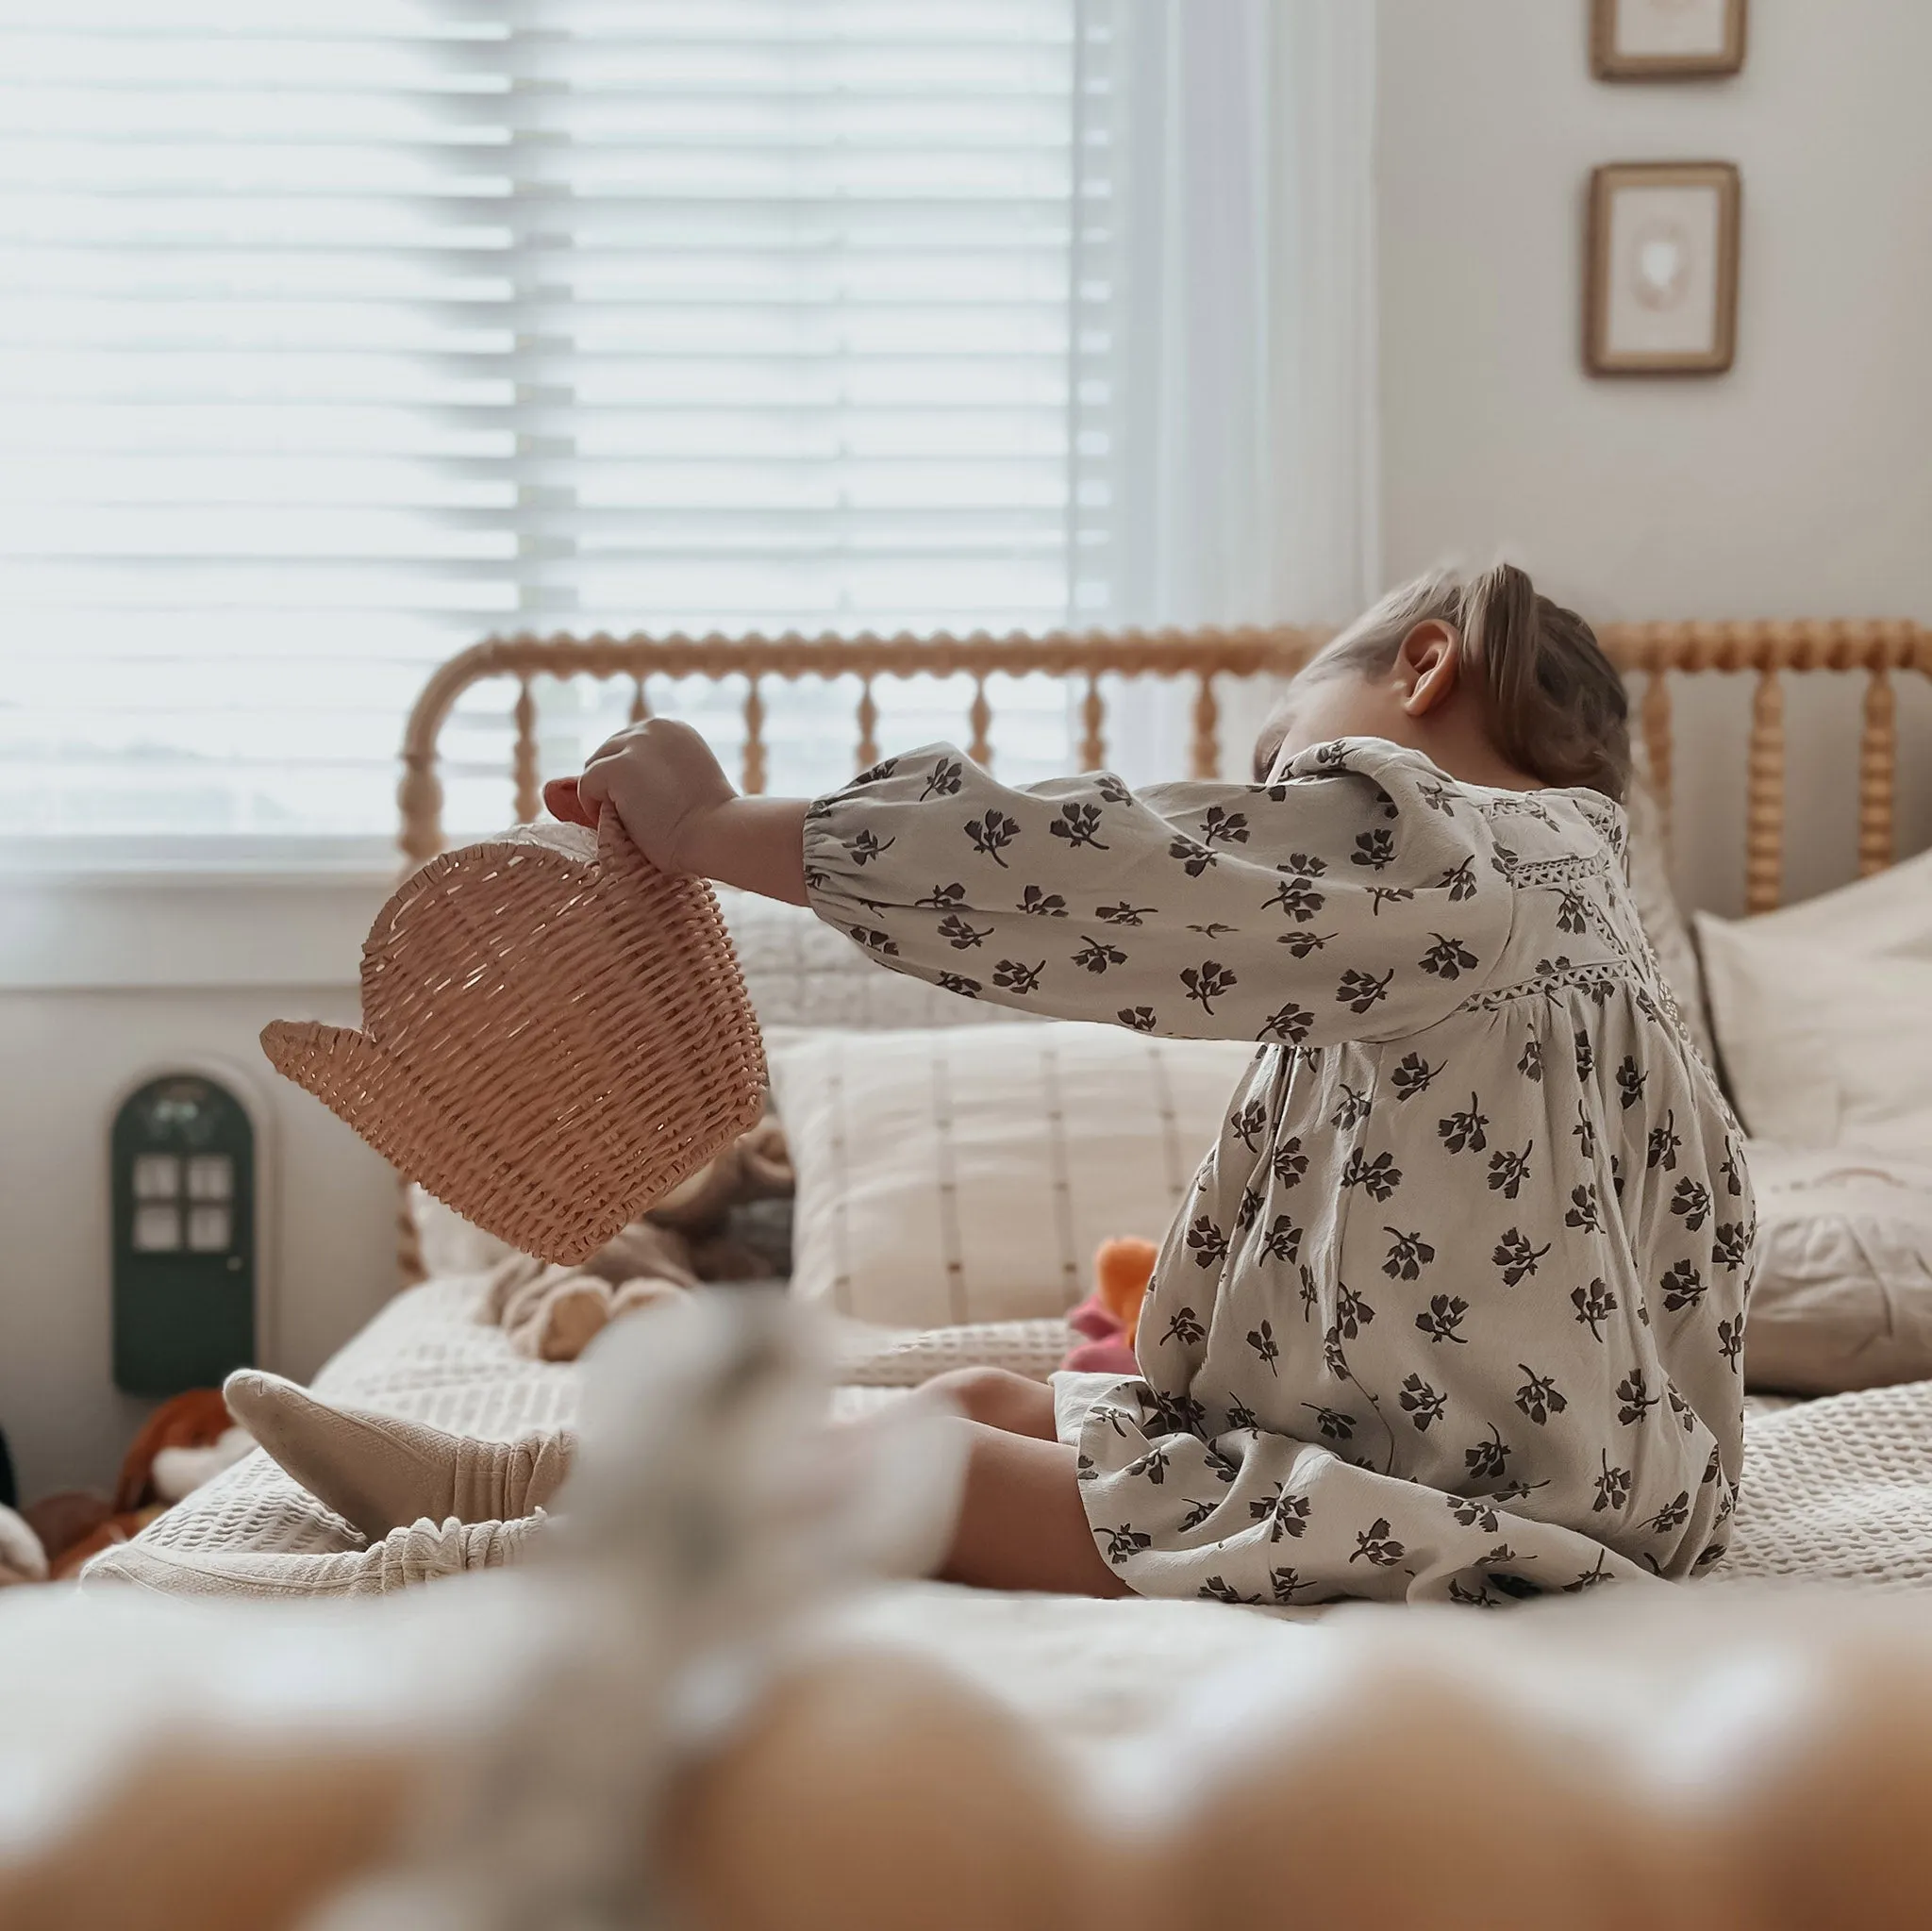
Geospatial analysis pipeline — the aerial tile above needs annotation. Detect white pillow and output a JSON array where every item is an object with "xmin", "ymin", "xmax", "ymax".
[
  {"xmin": 1733, "ymin": 845, "xmax": 1932, "ymax": 960},
  {"xmin": 1695, "ymin": 916, "xmax": 1932, "ymax": 1160},
  {"xmin": 1745, "ymin": 1145, "xmax": 1932, "ymax": 1395},
  {"xmin": 719, "ymin": 889, "xmax": 1032, "ymax": 1032},
  {"xmin": 765, "ymin": 1023, "xmax": 1256, "ymax": 1327},
  {"xmin": 409, "ymin": 1184, "xmax": 518, "ymax": 1277}
]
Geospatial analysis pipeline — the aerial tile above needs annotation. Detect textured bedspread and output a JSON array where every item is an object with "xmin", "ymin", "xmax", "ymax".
[
  {"xmin": 80, "ymin": 1277, "xmax": 1927, "ymax": 1602},
  {"xmin": 81, "ymin": 1279, "xmax": 1070, "ymax": 1590}
]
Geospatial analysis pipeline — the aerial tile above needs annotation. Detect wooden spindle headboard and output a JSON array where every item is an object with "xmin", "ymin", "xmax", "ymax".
[{"xmin": 398, "ymin": 619, "xmax": 1930, "ymax": 917}]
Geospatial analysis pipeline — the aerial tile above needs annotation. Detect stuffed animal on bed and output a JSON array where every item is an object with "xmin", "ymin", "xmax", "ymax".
[
  {"xmin": 483, "ymin": 1221, "xmax": 699, "ymax": 1362},
  {"xmin": 8, "ymin": 1390, "xmax": 257, "ymax": 1585},
  {"xmin": 1060, "ymin": 1237, "xmax": 1159, "ymax": 1375},
  {"xmin": 477, "ymin": 1108, "xmax": 797, "ymax": 1361}
]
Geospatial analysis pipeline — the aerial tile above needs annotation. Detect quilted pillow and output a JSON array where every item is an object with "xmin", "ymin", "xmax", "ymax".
[
  {"xmin": 719, "ymin": 889, "xmax": 1034, "ymax": 1031},
  {"xmin": 1695, "ymin": 847, "xmax": 1932, "ymax": 1161},
  {"xmin": 765, "ymin": 1022, "xmax": 1256, "ymax": 1327},
  {"xmin": 1745, "ymin": 1145, "xmax": 1932, "ymax": 1395},
  {"xmin": 411, "ymin": 1186, "xmax": 519, "ymax": 1278}
]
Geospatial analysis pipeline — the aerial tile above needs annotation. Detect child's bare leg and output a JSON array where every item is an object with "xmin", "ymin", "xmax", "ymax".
[
  {"xmin": 903, "ymin": 1366, "xmax": 1058, "ymax": 1440},
  {"xmin": 904, "ymin": 1371, "xmax": 1126, "ymax": 1593},
  {"xmin": 938, "ymin": 1423, "xmax": 1130, "ymax": 1597}
]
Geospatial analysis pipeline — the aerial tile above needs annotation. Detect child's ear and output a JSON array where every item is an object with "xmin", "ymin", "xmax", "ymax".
[{"xmin": 1396, "ymin": 619, "xmax": 1462, "ymax": 718}]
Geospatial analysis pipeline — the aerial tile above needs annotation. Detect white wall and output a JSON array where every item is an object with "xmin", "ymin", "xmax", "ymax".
[
  {"xmin": 1376, "ymin": 0, "xmax": 1932, "ymax": 911},
  {"xmin": 0, "ymin": 877, "xmax": 395, "ymax": 1498}
]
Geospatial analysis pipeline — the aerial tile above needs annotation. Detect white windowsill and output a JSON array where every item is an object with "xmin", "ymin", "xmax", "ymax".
[
  {"xmin": 0, "ymin": 848, "xmax": 397, "ymax": 992},
  {"xmin": 0, "ymin": 836, "xmax": 405, "ymax": 890}
]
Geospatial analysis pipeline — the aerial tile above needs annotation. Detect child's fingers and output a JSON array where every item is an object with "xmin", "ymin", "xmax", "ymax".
[
  {"xmin": 541, "ymin": 776, "xmax": 594, "ymax": 826},
  {"xmin": 576, "ymin": 757, "xmax": 615, "ymax": 806},
  {"xmin": 543, "ymin": 729, "xmax": 637, "ymax": 825}
]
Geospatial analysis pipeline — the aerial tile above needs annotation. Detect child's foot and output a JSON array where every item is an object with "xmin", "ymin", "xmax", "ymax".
[{"xmin": 223, "ymin": 1371, "xmax": 575, "ymax": 1540}]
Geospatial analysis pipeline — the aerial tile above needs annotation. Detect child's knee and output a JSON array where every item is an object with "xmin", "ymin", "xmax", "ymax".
[{"xmin": 923, "ymin": 1366, "xmax": 1042, "ymax": 1431}]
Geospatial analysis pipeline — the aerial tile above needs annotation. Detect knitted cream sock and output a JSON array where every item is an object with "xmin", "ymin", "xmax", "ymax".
[{"xmin": 224, "ymin": 1371, "xmax": 576, "ymax": 1540}]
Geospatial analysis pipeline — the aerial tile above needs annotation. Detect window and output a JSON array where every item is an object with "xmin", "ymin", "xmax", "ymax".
[
  {"xmin": 129, "ymin": 1151, "xmax": 234, "ymax": 1252},
  {"xmin": 0, "ymin": 1, "xmax": 1121, "ymax": 845}
]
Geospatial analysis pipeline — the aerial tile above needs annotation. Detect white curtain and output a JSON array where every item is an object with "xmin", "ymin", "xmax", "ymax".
[{"xmin": 1102, "ymin": 0, "xmax": 1380, "ymax": 777}]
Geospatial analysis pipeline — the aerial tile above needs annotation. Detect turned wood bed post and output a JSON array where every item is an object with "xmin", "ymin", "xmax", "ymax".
[
  {"xmin": 1080, "ymin": 673, "xmax": 1107, "ymax": 772},
  {"xmin": 741, "ymin": 678, "xmax": 768, "ymax": 796},
  {"xmin": 856, "ymin": 678, "xmax": 880, "ymax": 773},
  {"xmin": 1858, "ymin": 651, "xmax": 1901, "ymax": 879},
  {"xmin": 1639, "ymin": 662, "xmax": 1674, "ymax": 848},
  {"xmin": 967, "ymin": 676, "xmax": 994, "ymax": 770},
  {"xmin": 1191, "ymin": 672, "xmax": 1221, "ymax": 781},
  {"xmin": 512, "ymin": 679, "xmax": 541, "ymax": 824},
  {"xmin": 1743, "ymin": 663, "xmax": 1787, "ymax": 918}
]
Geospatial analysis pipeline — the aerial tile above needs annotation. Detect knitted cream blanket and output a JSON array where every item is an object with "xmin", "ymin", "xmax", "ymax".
[{"xmin": 79, "ymin": 1276, "xmax": 1931, "ymax": 1600}]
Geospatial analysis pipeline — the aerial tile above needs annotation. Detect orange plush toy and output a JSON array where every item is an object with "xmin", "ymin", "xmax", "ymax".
[{"xmin": 1060, "ymin": 1237, "xmax": 1159, "ymax": 1375}]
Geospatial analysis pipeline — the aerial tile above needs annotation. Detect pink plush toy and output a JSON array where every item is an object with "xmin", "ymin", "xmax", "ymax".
[{"xmin": 1061, "ymin": 1237, "xmax": 1159, "ymax": 1375}]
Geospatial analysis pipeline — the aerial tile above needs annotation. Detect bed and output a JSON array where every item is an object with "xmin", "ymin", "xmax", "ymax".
[
  {"xmin": 84, "ymin": 614, "xmax": 1932, "ymax": 1602},
  {"xmin": 33, "ymin": 613, "xmax": 1932, "ymax": 1926}
]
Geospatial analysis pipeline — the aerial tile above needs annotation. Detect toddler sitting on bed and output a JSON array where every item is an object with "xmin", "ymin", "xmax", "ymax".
[{"xmin": 233, "ymin": 562, "xmax": 1755, "ymax": 1606}]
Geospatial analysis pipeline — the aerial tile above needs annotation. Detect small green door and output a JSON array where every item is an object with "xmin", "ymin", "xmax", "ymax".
[{"xmin": 111, "ymin": 1074, "xmax": 256, "ymax": 1395}]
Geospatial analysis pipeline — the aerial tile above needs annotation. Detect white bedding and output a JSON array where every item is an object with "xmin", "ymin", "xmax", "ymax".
[
  {"xmin": 82, "ymin": 1273, "xmax": 1905, "ymax": 1605},
  {"xmin": 81, "ymin": 1278, "xmax": 1063, "ymax": 1588}
]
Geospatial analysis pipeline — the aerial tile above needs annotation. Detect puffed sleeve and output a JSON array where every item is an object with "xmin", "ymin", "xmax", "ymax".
[{"xmin": 801, "ymin": 738, "xmax": 1518, "ymax": 1045}]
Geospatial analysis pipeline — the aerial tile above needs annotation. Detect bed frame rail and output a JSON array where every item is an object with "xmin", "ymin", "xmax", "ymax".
[{"xmin": 400, "ymin": 618, "xmax": 1931, "ymax": 917}]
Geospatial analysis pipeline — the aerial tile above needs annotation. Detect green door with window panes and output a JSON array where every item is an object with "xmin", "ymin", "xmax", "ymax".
[{"xmin": 111, "ymin": 1075, "xmax": 255, "ymax": 1395}]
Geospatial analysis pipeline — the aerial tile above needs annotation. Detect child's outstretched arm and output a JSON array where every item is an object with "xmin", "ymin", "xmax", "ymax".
[
  {"xmin": 812, "ymin": 741, "xmax": 1515, "ymax": 1044},
  {"xmin": 552, "ymin": 727, "xmax": 1509, "ymax": 1045},
  {"xmin": 544, "ymin": 719, "xmax": 810, "ymax": 907}
]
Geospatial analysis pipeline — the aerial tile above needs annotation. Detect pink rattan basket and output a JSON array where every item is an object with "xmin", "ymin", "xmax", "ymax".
[{"xmin": 262, "ymin": 810, "xmax": 767, "ymax": 1266}]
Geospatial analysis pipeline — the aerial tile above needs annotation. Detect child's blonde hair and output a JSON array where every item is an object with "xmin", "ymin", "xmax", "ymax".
[{"xmin": 1323, "ymin": 563, "xmax": 1631, "ymax": 801}]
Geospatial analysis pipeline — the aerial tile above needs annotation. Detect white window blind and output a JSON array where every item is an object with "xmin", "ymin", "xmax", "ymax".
[{"xmin": 0, "ymin": 0, "xmax": 1120, "ymax": 846}]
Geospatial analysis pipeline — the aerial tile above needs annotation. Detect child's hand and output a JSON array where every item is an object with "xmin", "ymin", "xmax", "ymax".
[{"xmin": 542, "ymin": 719, "xmax": 737, "ymax": 875}]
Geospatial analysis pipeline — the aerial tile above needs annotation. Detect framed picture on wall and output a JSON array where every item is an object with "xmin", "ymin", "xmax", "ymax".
[
  {"xmin": 1591, "ymin": 0, "xmax": 1748, "ymax": 80},
  {"xmin": 1586, "ymin": 162, "xmax": 1740, "ymax": 375}
]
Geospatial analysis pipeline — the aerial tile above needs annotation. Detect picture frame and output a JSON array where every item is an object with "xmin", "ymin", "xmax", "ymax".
[
  {"xmin": 1591, "ymin": 0, "xmax": 1748, "ymax": 81},
  {"xmin": 1585, "ymin": 162, "xmax": 1740, "ymax": 376}
]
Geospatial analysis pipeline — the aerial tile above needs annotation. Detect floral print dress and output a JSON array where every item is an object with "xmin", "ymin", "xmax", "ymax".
[{"xmin": 803, "ymin": 737, "xmax": 1754, "ymax": 1606}]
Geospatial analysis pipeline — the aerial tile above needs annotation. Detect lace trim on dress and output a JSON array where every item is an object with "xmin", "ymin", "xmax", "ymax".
[{"xmin": 1457, "ymin": 957, "xmax": 1630, "ymax": 1014}]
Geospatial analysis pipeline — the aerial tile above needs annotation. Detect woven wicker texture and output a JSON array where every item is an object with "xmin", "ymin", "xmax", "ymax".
[{"xmin": 262, "ymin": 810, "xmax": 766, "ymax": 1265}]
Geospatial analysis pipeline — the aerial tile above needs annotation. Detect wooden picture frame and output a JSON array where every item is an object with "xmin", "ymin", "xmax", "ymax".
[
  {"xmin": 1591, "ymin": 0, "xmax": 1748, "ymax": 80},
  {"xmin": 1586, "ymin": 162, "xmax": 1740, "ymax": 376}
]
